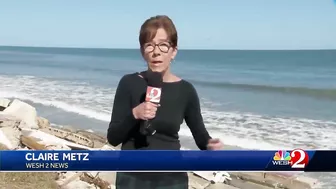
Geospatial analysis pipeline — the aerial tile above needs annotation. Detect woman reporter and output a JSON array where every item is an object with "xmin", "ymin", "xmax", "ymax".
[{"xmin": 107, "ymin": 15, "xmax": 223, "ymax": 189}]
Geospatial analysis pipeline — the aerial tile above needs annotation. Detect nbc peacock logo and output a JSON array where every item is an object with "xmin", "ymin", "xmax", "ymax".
[
  {"xmin": 272, "ymin": 150, "xmax": 292, "ymax": 166},
  {"xmin": 274, "ymin": 150, "xmax": 291, "ymax": 161}
]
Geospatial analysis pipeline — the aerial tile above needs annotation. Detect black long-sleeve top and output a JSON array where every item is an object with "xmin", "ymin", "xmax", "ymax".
[{"xmin": 107, "ymin": 72, "xmax": 212, "ymax": 150}]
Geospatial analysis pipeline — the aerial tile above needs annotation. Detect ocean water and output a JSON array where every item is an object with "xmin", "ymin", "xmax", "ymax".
[{"xmin": 0, "ymin": 46, "xmax": 335, "ymax": 187}]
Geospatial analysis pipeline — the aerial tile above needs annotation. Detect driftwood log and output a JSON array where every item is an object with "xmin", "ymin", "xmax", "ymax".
[
  {"xmin": 0, "ymin": 143, "xmax": 9, "ymax": 150},
  {"xmin": 20, "ymin": 135, "xmax": 47, "ymax": 150},
  {"xmin": 80, "ymin": 172, "xmax": 111, "ymax": 189}
]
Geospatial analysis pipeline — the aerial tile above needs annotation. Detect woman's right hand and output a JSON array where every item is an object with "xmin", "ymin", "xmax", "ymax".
[{"xmin": 132, "ymin": 102, "xmax": 159, "ymax": 120}]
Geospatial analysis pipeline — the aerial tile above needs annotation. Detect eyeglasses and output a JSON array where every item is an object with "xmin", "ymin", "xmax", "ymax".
[{"xmin": 143, "ymin": 42, "xmax": 171, "ymax": 53}]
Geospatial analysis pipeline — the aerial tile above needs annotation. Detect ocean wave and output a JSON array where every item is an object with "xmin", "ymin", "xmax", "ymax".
[
  {"xmin": 178, "ymin": 109, "xmax": 336, "ymax": 150},
  {"xmin": 0, "ymin": 75, "xmax": 114, "ymax": 119},
  {"xmin": 1, "ymin": 75, "xmax": 335, "ymax": 150},
  {"xmin": 190, "ymin": 80, "xmax": 336, "ymax": 100}
]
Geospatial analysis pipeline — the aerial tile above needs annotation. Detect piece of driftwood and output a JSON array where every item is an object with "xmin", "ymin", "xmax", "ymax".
[
  {"xmin": 40, "ymin": 127, "xmax": 94, "ymax": 147},
  {"xmin": 228, "ymin": 172, "xmax": 316, "ymax": 189},
  {"xmin": 80, "ymin": 172, "xmax": 111, "ymax": 189},
  {"xmin": 20, "ymin": 135, "xmax": 47, "ymax": 150},
  {"xmin": 0, "ymin": 143, "xmax": 8, "ymax": 150},
  {"xmin": 20, "ymin": 128, "xmax": 93, "ymax": 150}
]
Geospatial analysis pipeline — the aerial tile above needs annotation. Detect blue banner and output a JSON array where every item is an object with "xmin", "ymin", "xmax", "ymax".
[{"xmin": 0, "ymin": 149, "xmax": 333, "ymax": 172}]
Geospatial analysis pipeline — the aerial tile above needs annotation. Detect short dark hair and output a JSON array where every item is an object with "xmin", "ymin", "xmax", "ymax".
[{"xmin": 139, "ymin": 15, "xmax": 178, "ymax": 50}]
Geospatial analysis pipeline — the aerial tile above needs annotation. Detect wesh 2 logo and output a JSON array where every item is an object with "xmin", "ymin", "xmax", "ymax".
[
  {"xmin": 145, "ymin": 87, "xmax": 161, "ymax": 103},
  {"xmin": 272, "ymin": 149, "xmax": 309, "ymax": 168}
]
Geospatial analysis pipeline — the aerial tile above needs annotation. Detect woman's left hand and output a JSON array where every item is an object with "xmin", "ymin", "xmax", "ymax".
[{"xmin": 207, "ymin": 138, "xmax": 224, "ymax": 150}]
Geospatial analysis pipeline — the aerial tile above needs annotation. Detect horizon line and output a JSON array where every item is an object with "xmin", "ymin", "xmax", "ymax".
[{"xmin": 0, "ymin": 45, "xmax": 335, "ymax": 51}]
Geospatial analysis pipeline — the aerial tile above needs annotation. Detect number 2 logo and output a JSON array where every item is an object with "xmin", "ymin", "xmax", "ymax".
[
  {"xmin": 290, "ymin": 149, "xmax": 309, "ymax": 169},
  {"xmin": 146, "ymin": 87, "xmax": 161, "ymax": 103}
]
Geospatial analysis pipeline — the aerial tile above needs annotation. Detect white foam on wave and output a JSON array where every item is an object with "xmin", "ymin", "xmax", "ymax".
[
  {"xmin": 1, "ymin": 75, "xmax": 335, "ymax": 150},
  {"xmin": 0, "ymin": 75, "xmax": 113, "ymax": 122},
  {"xmin": 178, "ymin": 108, "xmax": 336, "ymax": 150}
]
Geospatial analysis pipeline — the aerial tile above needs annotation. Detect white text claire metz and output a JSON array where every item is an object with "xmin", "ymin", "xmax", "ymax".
[{"xmin": 25, "ymin": 152, "xmax": 89, "ymax": 161}]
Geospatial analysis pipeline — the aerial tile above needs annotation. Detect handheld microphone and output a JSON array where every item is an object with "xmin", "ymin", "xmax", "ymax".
[{"xmin": 139, "ymin": 70, "xmax": 163, "ymax": 136}]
